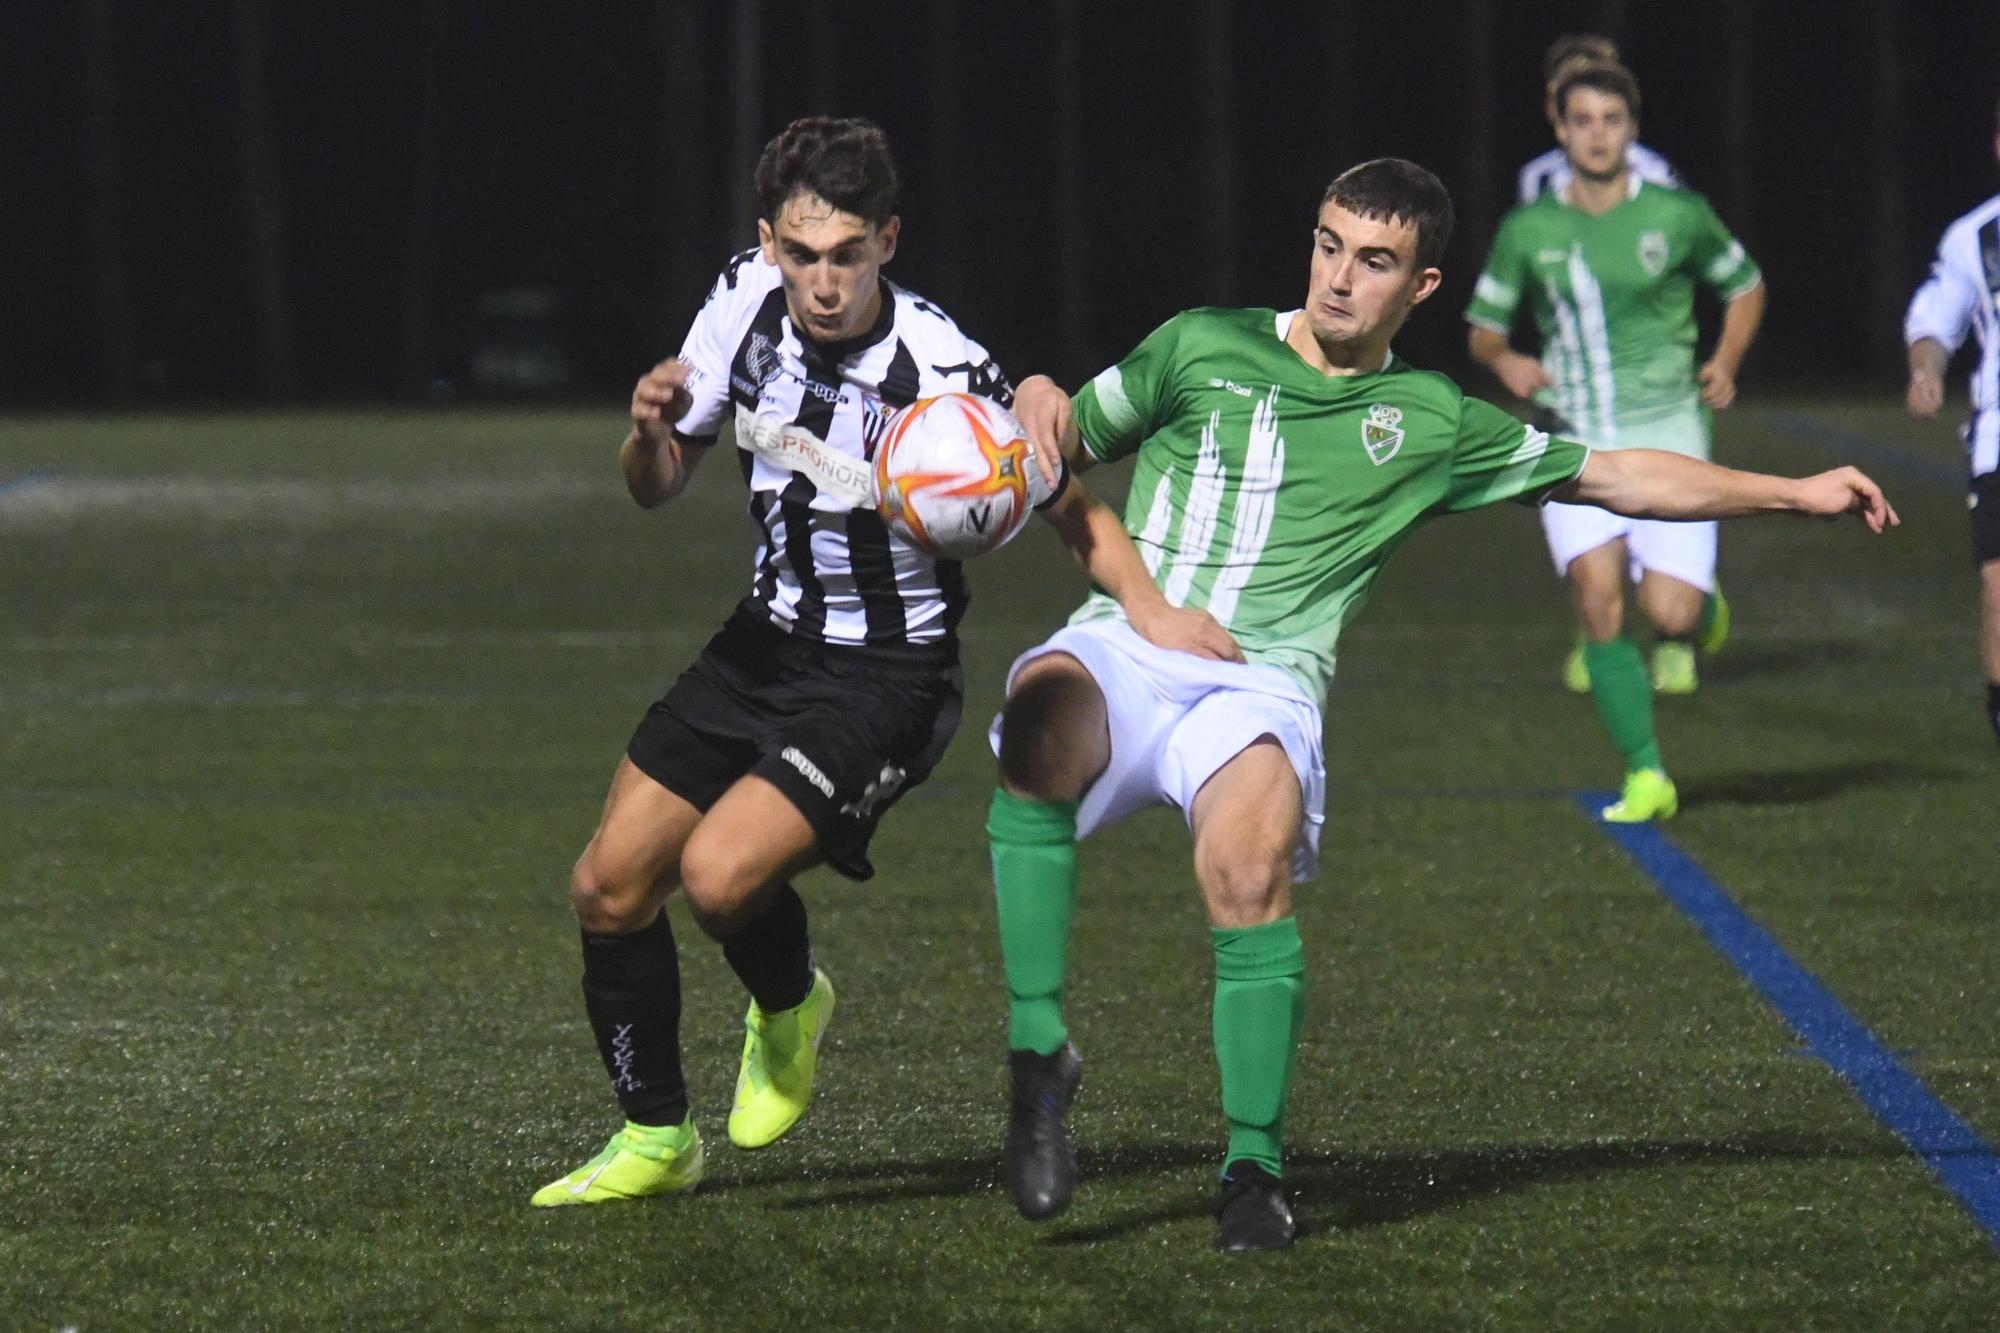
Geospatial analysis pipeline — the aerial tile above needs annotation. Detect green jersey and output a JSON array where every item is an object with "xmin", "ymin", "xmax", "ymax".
[
  {"xmin": 1069, "ymin": 307, "xmax": 1589, "ymax": 704},
  {"xmin": 1464, "ymin": 178, "xmax": 1761, "ymax": 446}
]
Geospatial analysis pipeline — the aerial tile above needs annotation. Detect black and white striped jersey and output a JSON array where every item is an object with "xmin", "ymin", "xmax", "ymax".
[
  {"xmin": 1906, "ymin": 193, "xmax": 2000, "ymax": 479},
  {"xmin": 674, "ymin": 250, "xmax": 1020, "ymax": 650}
]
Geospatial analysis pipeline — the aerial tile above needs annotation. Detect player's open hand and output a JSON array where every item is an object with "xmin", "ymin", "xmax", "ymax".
[
  {"xmin": 1698, "ymin": 358, "xmax": 1738, "ymax": 410},
  {"xmin": 1905, "ymin": 371, "xmax": 1943, "ymax": 420},
  {"xmin": 1012, "ymin": 374, "xmax": 1073, "ymax": 489},
  {"xmin": 1793, "ymin": 466, "xmax": 1899, "ymax": 533},
  {"xmin": 1494, "ymin": 351, "xmax": 1554, "ymax": 401},
  {"xmin": 632, "ymin": 358, "xmax": 696, "ymax": 441},
  {"xmin": 1130, "ymin": 602, "xmax": 1244, "ymax": 663}
]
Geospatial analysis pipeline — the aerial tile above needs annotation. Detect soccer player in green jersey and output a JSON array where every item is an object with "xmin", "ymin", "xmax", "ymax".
[
  {"xmin": 1467, "ymin": 60, "xmax": 1767, "ymax": 822},
  {"xmin": 990, "ymin": 158, "xmax": 1891, "ymax": 1252}
]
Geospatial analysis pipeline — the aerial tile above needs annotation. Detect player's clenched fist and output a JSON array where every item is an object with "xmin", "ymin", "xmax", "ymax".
[{"xmin": 631, "ymin": 358, "xmax": 696, "ymax": 439}]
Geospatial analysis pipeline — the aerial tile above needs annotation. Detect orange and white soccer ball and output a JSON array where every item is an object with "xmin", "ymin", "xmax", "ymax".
[{"xmin": 873, "ymin": 393, "xmax": 1036, "ymax": 559}]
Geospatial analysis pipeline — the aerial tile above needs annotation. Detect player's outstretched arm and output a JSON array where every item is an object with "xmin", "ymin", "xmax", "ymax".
[
  {"xmin": 1556, "ymin": 448, "xmax": 1899, "ymax": 533},
  {"xmin": 621, "ymin": 357, "xmax": 711, "ymax": 508},
  {"xmin": 1037, "ymin": 483, "xmax": 1242, "ymax": 662},
  {"xmin": 1014, "ymin": 374, "xmax": 1090, "ymax": 481}
]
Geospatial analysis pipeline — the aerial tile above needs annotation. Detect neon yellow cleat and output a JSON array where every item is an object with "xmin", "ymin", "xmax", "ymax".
[
  {"xmin": 530, "ymin": 1118, "xmax": 703, "ymax": 1207},
  {"xmin": 728, "ymin": 968, "xmax": 835, "ymax": 1149},
  {"xmin": 1562, "ymin": 637, "xmax": 1591, "ymax": 694},
  {"xmin": 1697, "ymin": 589, "xmax": 1730, "ymax": 657},
  {"xmin": 1651, "ymin": 641, "xmax": 1698, "ymax": 694},
  {"xmin": 1600, "ymin": 768, "xmax": 1678, "ymax": 823}
]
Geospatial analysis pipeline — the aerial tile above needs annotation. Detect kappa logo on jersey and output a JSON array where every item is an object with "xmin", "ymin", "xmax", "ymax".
[
  {"xmin": 1361, "ymin": 402, "xmax": 1404, "ymax": 465},
  {"xmin": 1637, "ymin": 229, "xmax": 1670, "ymax": 277}
]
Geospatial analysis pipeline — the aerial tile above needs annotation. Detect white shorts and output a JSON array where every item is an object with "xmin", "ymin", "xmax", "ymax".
[
  {"xmin": 987, "ymin": 618, "xmax": 1327, "ymax": 882},
  {"xmin": 1543, "ymin": 411, "xmax": 1717, "ymax": 590},
  {"xmin": 1540, "ymin": 502, "xmax": 1718, "ymax": 592}
]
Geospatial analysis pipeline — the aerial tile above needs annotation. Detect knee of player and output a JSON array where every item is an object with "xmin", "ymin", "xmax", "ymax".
[
  {"xmin": 1195, "ymin": 850, "xmax": 1289, "ymax": 926},
  {"xmin": 676, "ymin": 834, "xmax": 759, "ymax": 934},
  {"xmin": 568, "ymin": 858, "xmax": 653, "ymax": 933},
  {"xmin": 997, "ymin": 675, "xmax": 1103, "ymax": 800}
]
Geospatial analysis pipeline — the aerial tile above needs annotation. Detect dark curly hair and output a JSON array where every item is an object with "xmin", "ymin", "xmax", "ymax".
[
  {"xmin": 1320, "ymin": 158, "xmax": 1455, "ymax": 270},
  {"xmin": 754, "ymin": 117, "xmax": 900, "ymax": 226}
]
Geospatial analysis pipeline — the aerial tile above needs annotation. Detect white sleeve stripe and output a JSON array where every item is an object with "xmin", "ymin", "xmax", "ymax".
[
  {"xmin": 1704, "ymin": 241, "xmax": 1748, "ymax": 284},
  {"xmin": 1472, "ymin": 423, "xmax": 1553, "ymax": 507},
  {"xmin": 1473, "ymin": 274, "xmax": 1518, "ymax": 308}
]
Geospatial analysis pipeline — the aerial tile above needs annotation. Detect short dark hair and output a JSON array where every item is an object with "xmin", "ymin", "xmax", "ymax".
[
  {"xmin": 1552, "ymin": 60, "xmax": 1642, "ymax": 121},
  {"xmin": 1541, "ymin": 34, "xmax": 1619, "ymax": 84},
  {"xmin": 753, "ymin": 116, "xmax": 899, "ymax": 226},
  {"xmin": 1320, "ymin": 158, "xmax": 1455, "ymax": 270}
]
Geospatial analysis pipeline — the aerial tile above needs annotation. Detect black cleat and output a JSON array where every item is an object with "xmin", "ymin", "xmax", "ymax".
[
  {"xmin": 1212, "ymin": 1161, "xmax": 1296, "ymax": 1253},
  {"xmin": 1004, "ymin": 1041, "xmax": 1083, "ymax": 1220}
]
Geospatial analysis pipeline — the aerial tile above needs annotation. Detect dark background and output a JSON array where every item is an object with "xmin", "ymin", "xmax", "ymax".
[{"xmin": 5, "ymin": 0, "xmax": 1994, "ymax": 408}]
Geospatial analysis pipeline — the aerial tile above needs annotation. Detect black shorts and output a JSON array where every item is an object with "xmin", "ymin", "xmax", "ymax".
[
  {"xmin": 1973, "ymin": 470, "xmax": 2000, "ymax": 565},
  {"xmin": 626, "ymin": 606, "xmax": 964, "ymax": 881}
]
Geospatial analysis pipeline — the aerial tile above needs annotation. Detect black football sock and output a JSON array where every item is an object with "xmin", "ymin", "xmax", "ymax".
[
  {"xmin": 1987, "ymin": 682, "xmax": 2000, "ymax": 745},
  {"xmin": 580, "ymin": 911, "xmax": 688, "ymax": 1126},
  {"xmin": 720, "ymin": 882, "xmax": 815, "ymax": 1014}
]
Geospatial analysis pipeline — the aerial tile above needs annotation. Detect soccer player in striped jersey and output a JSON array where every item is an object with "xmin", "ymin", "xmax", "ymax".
[
  {"xmin": 1515, "ymin": 34, "xmax": 1681, "ymax": 204},
  {"xmin": 1467, "ymin": 60, "xmax": 1766, "ymax": 823},
  {"xmin": 532, "ymin": 117, "xmax": 1235, "ymax": 1208},
  {"xmin": 1904, "ymin": 107, "xmax": 2000, "ymax": 746},
  {"xmin": 991, "ymin": 158, "xmax": 1890, "ymax": 1252}
]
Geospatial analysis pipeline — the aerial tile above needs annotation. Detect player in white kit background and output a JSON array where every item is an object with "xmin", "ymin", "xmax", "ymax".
[{"xmin": 1903, "ymin": 104, "xmax": 2000, "ymax": 747}]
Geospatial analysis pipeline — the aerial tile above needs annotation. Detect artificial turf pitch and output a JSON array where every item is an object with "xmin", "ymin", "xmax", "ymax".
[{"xmin": 0, "ymin": 405, "xmax": 1994, "ymax": 1329}]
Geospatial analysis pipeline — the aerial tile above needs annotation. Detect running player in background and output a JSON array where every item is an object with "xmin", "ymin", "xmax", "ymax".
[
  {"xmin": 1468, "ymin": 60, "xmax": 1766, "ymax": 822},
  {"xmin": 1904, "ymin": 100, "xmax": 2000, "ymax": 746}
]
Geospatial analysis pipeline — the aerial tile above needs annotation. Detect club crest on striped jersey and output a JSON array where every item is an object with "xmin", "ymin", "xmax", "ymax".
[
  {"xmin": 1361, "ymin": 402, "xmax": 1404, "ymax": 465},
  {"xmin": 1637, "ymin": 230, "xmax": 1669, "ymax": 276},
  {"xmin": 859, "ymin": 390, "xmax": 894, "ymax": 458}
]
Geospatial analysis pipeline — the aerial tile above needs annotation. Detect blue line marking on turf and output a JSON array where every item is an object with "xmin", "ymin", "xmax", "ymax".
[
  {"xmin": 1577, "ymin": 792, "xmax": 2000, "ymax": 1250},
  {"xmin": 0, "ymin": 468, "xmax": 52, "ymax": 502},
  {"xmin": 1770, "ymin": 411, "xmax": 1962, "ymax": 490}
]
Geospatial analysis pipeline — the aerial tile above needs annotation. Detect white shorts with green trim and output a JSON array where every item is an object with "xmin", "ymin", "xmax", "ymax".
[{"xmin": 987, "ymin": 618, "xmax": 1326, "ymax": 883}]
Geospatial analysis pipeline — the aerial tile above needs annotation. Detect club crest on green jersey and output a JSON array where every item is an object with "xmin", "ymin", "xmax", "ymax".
[
  {"xmin": 1637, "ymin": 229, "xmax": 1669, "ymax": 276},
  {"xmin": 1362, "ymin": 402, "xmax": 1404, "ymax": 465}
]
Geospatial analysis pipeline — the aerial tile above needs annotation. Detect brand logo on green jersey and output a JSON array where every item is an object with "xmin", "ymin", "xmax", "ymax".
[
  {"xmin": 1637, "ymin": 229, "xmax": 1669, "ymax": 276},
  {"xmin": 1362, "ymin": 402, "xmax": 1404, "ymax": 465}
]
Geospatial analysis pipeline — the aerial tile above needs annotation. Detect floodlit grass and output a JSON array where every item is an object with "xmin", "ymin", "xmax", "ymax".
[{"xmin": 1, "ymin": 405, "xmax": 1994, "ymax": 1329}]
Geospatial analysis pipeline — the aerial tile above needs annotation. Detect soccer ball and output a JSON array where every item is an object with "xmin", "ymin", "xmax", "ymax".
[{"xmin": 873, "ymin": 393, "xmax": 1036, "ymax": 559}]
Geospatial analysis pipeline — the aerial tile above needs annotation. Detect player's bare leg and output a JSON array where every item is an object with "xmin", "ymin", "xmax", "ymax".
[
  {"xmin": 1189, "ymin": 739, "xmax": 1304, "ymax": 1252},
  {"xmin": 1569, "ymin": 542, "xmax": 1675, "ymax": 820},
  {"xmin": 679, "ymin": 775, "xmax": 836, "ymax": 1148},
  {"xmin": 1637, "ymin": 568, "xmax": 1709, "ymax": 695},
  {"xmin": 991, "ymin": 652, "xmax": 1108, "ymax": 1220},
  {"xmin": 534, "ymin": 760, "xmax": 708, "ymax": 1206},
  {"xmin": 1981, "ymin": 560, "xmax": 2000, "ymax": 745}
]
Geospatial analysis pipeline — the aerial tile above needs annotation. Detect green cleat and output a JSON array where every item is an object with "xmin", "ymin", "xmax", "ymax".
[
  {"xmin": 728, "ymin": 968, "xmax": 835, "ymax": 1149},
  {"xmin": 1696, "ymin": 589, "xmax": 1730, "ymax": 657},
  {"xmin": 530, "ymin": 1118, "xmax": 703, "ymax": 1207},
  {"xmin": 1562, "ymin": 636, "xmax": 1591, "ymax": 694},
  {"xmin": 1600, "ymin": 768, "xmax": 1678, "ymax": 823},
  {"xmin": 1651, "ymin": 641, "xmax": 1698, "ymax": 694}
]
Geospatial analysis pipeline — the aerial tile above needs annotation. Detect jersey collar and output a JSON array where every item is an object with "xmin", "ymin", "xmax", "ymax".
[{"xmin": 1558, "ymin": 170, "xmax": 1643, "ymax": 210}]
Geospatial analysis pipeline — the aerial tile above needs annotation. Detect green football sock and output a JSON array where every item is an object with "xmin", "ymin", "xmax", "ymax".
[
  {"xmin": 1582, "ymin": 634, "xmax": 1664, "ymax": 773},
  {"xmin": 1211, "ymin": 917, "xmax": 1306, "ymax": 1178},
  {"xmin": 1696, "ymin": 595, "xmax": 1718, "ymax": 640},
  {"xmin": 987, "ymin": 788, "xmax": 1079, "ymax": 1056}
]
